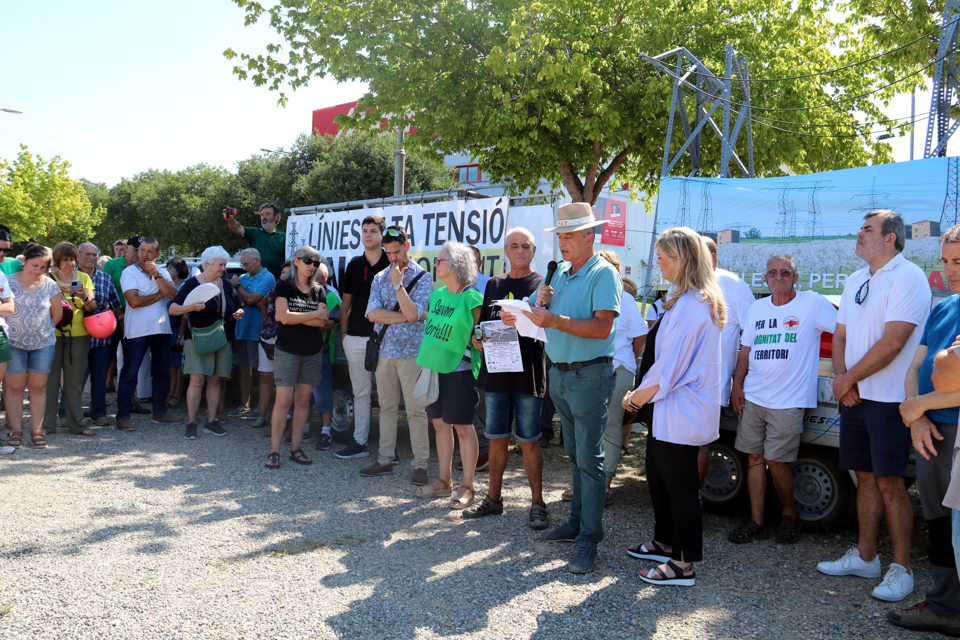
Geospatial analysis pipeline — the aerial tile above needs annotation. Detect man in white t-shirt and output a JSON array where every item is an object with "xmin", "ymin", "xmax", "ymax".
[
  {"xmin": 115, "ymin": 238, "xmax": 182, "ymax": 432},
  {"xmin": 818, "ymin": 210, "xmax": 931, "ymax": 603},
  {"xmin": 728, "ymin": 254, "xmax": 837, "ymax": 545}
]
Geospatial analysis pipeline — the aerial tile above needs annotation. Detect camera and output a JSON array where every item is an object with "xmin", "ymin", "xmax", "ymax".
[{"xmin": 224, "ymin": 207, "xmax": 238, "ymax": 217}]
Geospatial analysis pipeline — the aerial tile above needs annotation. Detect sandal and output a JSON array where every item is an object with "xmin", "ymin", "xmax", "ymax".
[
  {"xmin": 638, "ymin": 560, "xmax": 696, "ymax": 587},
  {"xmin": 6, "ymin": 434, "xmax": 21, "ymax": 448},
  {"xmin": 561, "ymin": 488, "xmax": 573, "ymax": 502},
  {"xmin": 727, "ymin": 519, "xmax": 769, "ymax": 544},
  {"xmin": 31, "ymin": 433, "xmax": 47, "ymax": 448},
  {"xmin": 449, "ymin": 487, "xmax": 475, "ymax": 510},
  {"xmin": 264, "ymin": 451, "xmax": 280, "ymax": 469},
  {"xmin": 289, "ymin": 448, "xmax": 313, "ymax": 465},
  {"xmin": 166, "ymin": 395, "xmax": 181, "ymax": 408},
  {"xmin": 415, "ymin": 481, "xmax": 453, "ymax": 499},
  {"xmin": 627, "ymin": 540, "xmax": 672, "ymax": 562},
  {"xmin": 73, "ymin": 429, "xmax": 96, "ymax": 437},
  {"xmin": 775, "ymin": 515, "xmax": 803, "ymax": 544}
]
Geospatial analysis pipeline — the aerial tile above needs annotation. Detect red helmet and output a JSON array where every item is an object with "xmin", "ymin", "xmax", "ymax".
[{"xmin": 83, "ymin": 310, "xmax": 117, "ymax": 339}]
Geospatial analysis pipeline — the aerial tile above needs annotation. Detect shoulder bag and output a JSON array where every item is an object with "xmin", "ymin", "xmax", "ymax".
[
  {"xmin": 364, "ymin": 271, "xmax": 426, "ymax": 372},
  {"xmin": 188, "ymin": 279, "xmax": 228, "ymax": 355}
]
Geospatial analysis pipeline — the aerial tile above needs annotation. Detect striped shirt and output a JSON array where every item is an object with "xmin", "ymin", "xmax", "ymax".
[{"xmin": 87, "ymin": 268, "xmax": 123, "ymax": 348}]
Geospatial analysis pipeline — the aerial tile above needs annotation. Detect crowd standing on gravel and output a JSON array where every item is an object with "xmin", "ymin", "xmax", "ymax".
[{"xmin": 1, "ymin": 205, "xmax": 960, "ymax": 636}]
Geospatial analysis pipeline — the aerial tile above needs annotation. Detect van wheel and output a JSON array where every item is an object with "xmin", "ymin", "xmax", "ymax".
[
  {"xmin": 701, "ymin": 436, "xmax": 748, "ymax": 511},
  {"xmin": 790, "ymin": 446, "xmax": 855, "ymax": 531},
  {"xmin": 330, "ymin": 389, "xmax": 355, "ymax": 444}
]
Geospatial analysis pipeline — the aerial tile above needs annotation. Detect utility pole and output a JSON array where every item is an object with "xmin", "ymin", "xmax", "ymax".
[{"xmin": 394, "ymin": 128, "xmax": 406, "ymax": 197}]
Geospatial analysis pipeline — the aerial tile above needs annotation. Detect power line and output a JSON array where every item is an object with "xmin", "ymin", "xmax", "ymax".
[
  {"xmin": 751, "ymin": 112, "xmax": 932, "ymax": 138},
  {"xmin": 751, "ymin": 110, "xmax": 930, "ymax": 128}
]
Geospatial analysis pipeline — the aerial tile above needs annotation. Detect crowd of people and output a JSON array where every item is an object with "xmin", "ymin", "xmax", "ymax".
[{"xmin": 2, "ymin": 203, "xmax": 960, "ymax": 636}]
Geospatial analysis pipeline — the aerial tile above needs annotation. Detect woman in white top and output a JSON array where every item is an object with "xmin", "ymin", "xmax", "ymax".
[{"xmin": 622, "ymin": 227, "xmax": 725, "ymax": 587}]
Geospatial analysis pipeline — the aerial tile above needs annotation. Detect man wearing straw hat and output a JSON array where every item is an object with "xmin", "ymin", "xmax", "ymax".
[{"xmin": 501, "ymin": 202, "xmax": 622, "ymax": 574}]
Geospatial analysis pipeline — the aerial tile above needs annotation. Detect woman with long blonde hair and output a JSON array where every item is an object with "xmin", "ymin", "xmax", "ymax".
[{"xmin": 621, "ymin": 227, "xmax": 725, "ymax": 588}]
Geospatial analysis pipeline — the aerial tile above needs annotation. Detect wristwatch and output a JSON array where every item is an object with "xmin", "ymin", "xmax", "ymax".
[
  {"xmin": 392, "ymin": 282, "xmax": 402, "ymax": 291},
  {"xmin": 153, "ymin": 274, "xmax": 162, "ymax": 280}
]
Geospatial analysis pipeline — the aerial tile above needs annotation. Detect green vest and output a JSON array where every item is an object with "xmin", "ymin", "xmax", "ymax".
[{"xmin": 416, "ymin": 286, "xmax": 483, "ymax": 375}]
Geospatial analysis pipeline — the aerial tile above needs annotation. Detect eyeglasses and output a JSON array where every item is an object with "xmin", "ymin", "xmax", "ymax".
[
  {"xmin": 0, "ymin": 248, "xmax": 12, "ymax": 254},
  {"xmin": 855, "ymin": 279, "xmax": 870, "ymax": 305},
  {"xmin": 301, "ymin": 259, "xmax": 321, "ymax": 268},
  {"xmin": 433, "ymin": 257, "xmax": 448, "ymax": 265},
  {"xmin": 766, "ymin": 269, "xmax": 794, "ymax": 279}
]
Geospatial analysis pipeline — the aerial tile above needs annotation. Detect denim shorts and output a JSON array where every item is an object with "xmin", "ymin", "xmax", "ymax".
[
  {"xmin": 8, "ymin": 343, "xmax": 56, "ymax": 375},
  {"xmin": 484, "ymin": 391, "xmax": 543, "ymax": 443},
  {"xmin": 839, "ymin": 400, "xmax": 912, "ymax": 478}
]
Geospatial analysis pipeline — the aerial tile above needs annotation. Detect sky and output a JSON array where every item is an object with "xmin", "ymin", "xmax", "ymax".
[
  {"xmin": 0, "ymin": 0, "xmax": 366, "ymax": 186},
  {"xmin": 0, "ymin": 1, "xmax": 951, "ymax": 188}
]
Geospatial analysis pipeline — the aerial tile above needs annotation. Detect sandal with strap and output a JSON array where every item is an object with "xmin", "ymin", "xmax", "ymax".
[
  {"xmin": 6, "ymin": 434, "xmax": 21, "ymax": 448},
  {"xmin": 639, "ymin": 560, "xmax": 696, "ymax": 587},
  {"xmin": 31, "ymin": 433, "xmax": 47, "ymax": 448},
  {"xmin": 627, "ymin": 540, "xmax": 672, "ymax": 562},
  {"xmin": 289, "ymin": 448, "xmax": 313, "ymax": 465},
  {"xmin": 264, "ymin": 451, "xmax": 280, "ymax": 469},
  {"xmin": 727, "ymin": 519, "xmax": 769, "ymax": 544},
  {"xmin": 776, "ymin": 515, "xmax": 803, "ymax": 544}
]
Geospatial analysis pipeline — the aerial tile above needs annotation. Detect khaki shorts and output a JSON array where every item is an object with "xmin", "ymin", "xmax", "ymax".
[
  {"xmin": 183, "ymin": 339, "xmax": 232, "ymax": 378},
  {"xmin": 735, "ymin": 400, "xmax": 804, "ymax": 462}
]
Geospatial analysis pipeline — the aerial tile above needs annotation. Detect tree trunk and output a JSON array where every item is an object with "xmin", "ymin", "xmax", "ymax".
[{"xmin": 557, "ymin": 146, "xmax": 632, "ymax": 205}]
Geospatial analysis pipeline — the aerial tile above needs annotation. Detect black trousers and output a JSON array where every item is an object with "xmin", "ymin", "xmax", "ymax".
[{"xmin": 647, "ymin": 431, "xmax": 703, "ymax": 562}]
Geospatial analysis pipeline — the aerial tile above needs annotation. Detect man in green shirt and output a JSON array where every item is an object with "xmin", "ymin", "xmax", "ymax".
[
  {"xmin": 102, "ymin": 235, "xmax": 141, "ymax": 310},
  {"xmin": 0, "ymin": 224, "xmax": 22, "ymax": 275},
  {"xmin": 224, "ymin": 203, "xmax": 286, "ymax": 279}
]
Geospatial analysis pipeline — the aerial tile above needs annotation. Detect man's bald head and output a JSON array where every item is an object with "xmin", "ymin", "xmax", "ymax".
[{"xmin": 702, "ymin": 236, "xmax": 718, "ymax": 269}]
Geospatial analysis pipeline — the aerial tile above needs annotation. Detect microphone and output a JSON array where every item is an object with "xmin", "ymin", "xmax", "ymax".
[{"xmin": 545, "ymin": 261, "xmax": 558, "ymax": 286}]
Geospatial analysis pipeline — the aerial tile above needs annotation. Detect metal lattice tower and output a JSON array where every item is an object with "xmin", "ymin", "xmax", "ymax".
[
  {"xmin": 676, "ymin": 180, "xmax": 691, "ymax": 227},
  {"xmin": 696, "ymin": 182, "xmax": 714, "ymax": 233},
  {"xmin": 803, "ymin": 183, "xmax": 833, "ymax": 238},
  {"xmin": 848, "ymin": 178, "xmax": 901, "ymax": 215},
  {"xmin": 925, "ymin": 0, "xmax": 960, "ymax": 158},
  {"xmin": 776, "ymin": 190, "xmax": 799, "ymax": 239},
  {"xmin": 942, "ymin": 156, "xmax": 960, "ymax": 228}
]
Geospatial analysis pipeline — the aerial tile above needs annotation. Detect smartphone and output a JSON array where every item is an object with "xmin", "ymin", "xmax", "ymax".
[
  {"xmin": 70, "ymin": 279, "xmax": 81, "ymax": 292},
  {"xmin": 474, "ymin": 325, "xmax": 483, "ymax": 341}
]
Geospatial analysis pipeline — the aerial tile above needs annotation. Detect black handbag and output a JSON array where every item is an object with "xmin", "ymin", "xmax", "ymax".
[
  {"xmin": 364, "ymin": 271, "xmax": 426, "ymax": 372},
  {"xmin": 632, "ymin": 316, "xmax": 661, "ymax": 427}
]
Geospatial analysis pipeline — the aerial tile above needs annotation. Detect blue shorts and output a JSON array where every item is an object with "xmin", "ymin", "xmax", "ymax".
[
  {"xmin": 839, "ymin": 400, "xmax": 912, "ymax": 478},
  {"xmin": 8, "ymin": 344, "xmax": 56, "ymax": 375},
  {"xmin": 484, "ymin": 391, "xmax": 543, "ymax": 443}
]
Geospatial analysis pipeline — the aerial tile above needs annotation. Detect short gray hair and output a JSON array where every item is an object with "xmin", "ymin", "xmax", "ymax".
[
  {"xmin": 443, "ymin": 241, "xmax": 478, "ymax": 286},
  {"xmin": 941, "ymin": 224, "xmax": 960, "ymax": 245},
  {"xmin": 241, "ymin": 248, "xmax": 260, "ymax": 261},
  {"xmin": 505, "ymin": 227, "xmax": 535, "ymax": 247},
  {"xmin": 767, "ymin": 253, "xmax": 797, "ymax": 272},
  {"xmin": 201, "ymin": 245, "xmax": 230, "ymax": 267},
  {"xmin": 315, "ymin": 261, "xmax": 329, "ymax": 284},
  {"xmin": 865, "ymin": 210, "xmax": 906, "ymax": 252}
]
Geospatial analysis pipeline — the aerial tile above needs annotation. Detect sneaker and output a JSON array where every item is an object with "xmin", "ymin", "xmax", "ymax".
[
  {"xmin": 568, "ymin": 545, "xmax": 598, "ymax": 574},
  {"xmin": 115, "ymin": 418, "xmax": 136, "ymax": 432},
  {"xmin": 393, "ymin": 450, "xmax": 400, "ymax": 465},
  {"xmin": 227, "ymin": 407, "xmax": 251, "ymax": 418},
  {"xmin": 463, "ymin": 496, "xmax": 503, "ymax": 519},
  {"xmin": 816, "ymin": 548, "xmax": 882, "ymax": 578},
  {"xmin": 528, "ymin": 503, "xmax": 549, "ymax": 530},
  {"xmin": 872, "ymin": 564, "xmax": 914, "ymax": 602},
  {"xmin": 203, "ymin": 421, "xmax": 227, "ymax": 437},
  {"xmin": 887, "ymin": 601, "xmax": 960, "ymax": 636},
  {"xmin": 0, "ymin": 446, "xmax": 15, "ymax": 455},
  {"xmin": 152, "ymin": 413, "xmax": 183, "ymax": 424},
  {"xmin": 91, "ymin": 417, "xmax": 110, "ymax": 426},
  {"xmin": 131, "ymin": 403, "xmax": 150, "ymax": 415},
  {"xmin": 302, "ymin": 427, "xmax": 312, "ymax": 441},
  {"xmin": 315, "ymin": 433, "xmax": 332, "ymax": 450},
  {"xmin": 244, "ymin": 409, "xmax": 260, "ymax": 420},
  {"xmin": 359, "ymin": 461, "xmax": 393, "ymax": 477},
  {"xmin": 539, "ymin": 524, "xmax": 579, "ymax": 543},
  {"xmin": 184, "ymin": 422, "xmax": 198, "ymax": 440},
  {"xmin": 335, "ymin": 441, "xmax": 370, "ymax": 459}
]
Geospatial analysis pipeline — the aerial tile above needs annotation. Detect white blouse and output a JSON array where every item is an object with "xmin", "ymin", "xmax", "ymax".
[{"xmin": 638, "ymin": 291, "xmax": 722, "ymax": 446}]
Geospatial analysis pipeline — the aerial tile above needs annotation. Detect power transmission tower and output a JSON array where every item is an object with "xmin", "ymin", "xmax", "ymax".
[
  {"xmin": 942, "ymin": 156, "xmax": 960, "ymax": 228},
  {"xmin": 676, "ymin": 180, "xmax": 691, "ymax": 227},
  {"xmin": 925, "ymin": 0, "xmax": 960, "ymax": 158},
  {"xmin": 804, "ymin": 183, "xmax": 833, "ymax": 238},
  {"xmin": 696, "ymin": 181, "xmax": 714, "ymax": 233},
  {"xmin": 848, "ymin": 178, "xmax": 901, "ymax": 215}
]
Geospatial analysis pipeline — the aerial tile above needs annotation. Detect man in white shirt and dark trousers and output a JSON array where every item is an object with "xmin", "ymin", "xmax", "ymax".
[
  {"xmin": 818, "ymin": 210, "xmax": 931, "ymax": 602},
  {"xmin": 729, "ymin": 254, "xmax": 837, "ymax": 545},
  {"xmin": 115, "ymin": 238, "xmax": 183, "ymax": 432}
]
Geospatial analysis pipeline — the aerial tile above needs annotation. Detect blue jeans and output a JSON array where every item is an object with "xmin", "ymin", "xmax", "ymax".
[
  {"xmin": 87, "ymin": 345, "xmax": 112, "ymax": 419},
  {"xmin": 117, "ymin": 334, "xmax": 170, "ymax": 420},
  {"xmin": 954, "ymin": 510, "xmax": 960, "ymax": 571},
  {"xmin": 485, "ymin": 391, "xmax": 542, "ymax": 443},
  {"xmin": 550, "ymin": 361, "xmax": 616, "ymax": 548},
  {"xmin": 311, "ymin": 355, "xmax": 333, "ymax": 414}
]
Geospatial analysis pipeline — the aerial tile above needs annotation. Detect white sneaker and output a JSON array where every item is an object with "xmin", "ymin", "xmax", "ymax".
[
  {"xmin": 817, "ymin": 548, "xmax": 882, "ymax": 578},
  {"xmin": 872, "ymin": 563, "xmax": 914, "ymax": 602},
  {"xmin": 0, "ymin": 446, "xmax": 14, "ymax": 455}
]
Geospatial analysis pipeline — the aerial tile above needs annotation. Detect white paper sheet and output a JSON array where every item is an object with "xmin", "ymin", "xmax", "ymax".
[
  {"xmin": 492, "ymin": 299, "xmax": 548, "ymax": 343},
  {"xmin": 479, "ymin": 321, "xmax": 524, "ymax": 373}
]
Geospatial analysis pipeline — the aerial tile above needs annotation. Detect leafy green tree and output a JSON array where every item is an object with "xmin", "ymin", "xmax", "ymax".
[
  {"xmin": 746, "ymin": 227, "xmax": 762, "ymax": 239},
  {"xmin": 0, "ymin": 145, "xmax": 105, "ymax": 245},
  {"xmin": 225, "ymin": 0, "xmax": 897, "ymax": 204}
]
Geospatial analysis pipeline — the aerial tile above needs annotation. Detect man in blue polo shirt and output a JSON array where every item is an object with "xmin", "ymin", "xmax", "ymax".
[{"xmin": 503, "ymin": 202, "xmax": 621, "ymax": 574}]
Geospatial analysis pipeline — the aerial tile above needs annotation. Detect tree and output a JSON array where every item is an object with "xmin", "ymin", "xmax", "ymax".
[
  {"xmin": 0, "ymin": 145, "xmax": 105, "ymax": 245},
  {"xmin": 225, "ymin": 0, "xmax": 897, "ymax": 204},
  {"xmin": 746, "ymin": 227, "xmax": 762, "ymax": 239}
]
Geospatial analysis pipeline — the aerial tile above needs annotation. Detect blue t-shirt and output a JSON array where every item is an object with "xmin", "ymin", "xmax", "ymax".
[
  {"xmin": 537, "ymin": 252, "xmax": 622, "ymax": 364},
  {"xmin": 235, "ymin": 269, "xmax": 277, "ymax": 341},
  {"xmin": 919, "ymin": 295, "xmax": 960, "ymax": 424}
]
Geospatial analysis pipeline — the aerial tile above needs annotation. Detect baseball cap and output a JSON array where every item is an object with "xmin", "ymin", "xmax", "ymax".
[{"xmin": 127, "ymin": 235, "xmax": 144, "ymax": 249}]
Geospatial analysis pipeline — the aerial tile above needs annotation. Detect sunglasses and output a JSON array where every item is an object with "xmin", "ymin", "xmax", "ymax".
[
  {"xmin": 0, "ymin": 248, "xmax": 12, "ymax": 254},
  {"xmin": 301, "ymin": 258, "xmax": 321, "ymax": 268},
  {"xmin": 384, "ymin": 228, "xmax": 407, "ymax": 241},
  {"xmin": 855, "ymin": 279, "xmax": 869, "ymax": 305}
]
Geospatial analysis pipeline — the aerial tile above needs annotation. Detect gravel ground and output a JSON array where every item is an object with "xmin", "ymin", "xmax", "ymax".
[{"xmin": 0, "ymin": 394, "xmax": 945, "ymax": 640}]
